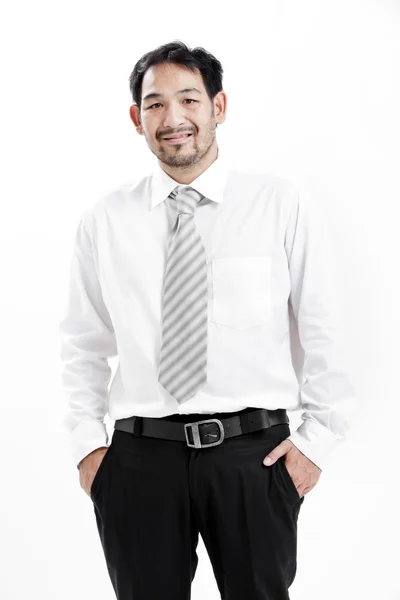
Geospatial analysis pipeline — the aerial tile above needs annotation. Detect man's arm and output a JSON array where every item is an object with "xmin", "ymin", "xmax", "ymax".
[
  {"xmin": 284, "ymin": 185, "xmax": 357, "ymax": 471},
  {"xmin": 59, "ymin": 207, "xmax": 118, "ymax": 469}
]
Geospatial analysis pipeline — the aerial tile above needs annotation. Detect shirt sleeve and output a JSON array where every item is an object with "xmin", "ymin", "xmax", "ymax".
[
  {"xmin": 284, "ymin": 186, "xmax": 357, "ymax": 471},
  {"xmin": 59, "ymin": 208, "xmax": 118, "ymax": 469}
]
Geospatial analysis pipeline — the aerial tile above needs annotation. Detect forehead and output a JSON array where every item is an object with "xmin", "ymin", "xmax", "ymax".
[{"xmin": 141, "ymin": 63, "xmax": 204, "ymax": 100}]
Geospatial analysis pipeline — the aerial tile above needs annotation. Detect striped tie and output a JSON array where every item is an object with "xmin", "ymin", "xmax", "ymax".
[{"xmin": 158, "ymin": 184, "xmax": 208, "ymax": 404}]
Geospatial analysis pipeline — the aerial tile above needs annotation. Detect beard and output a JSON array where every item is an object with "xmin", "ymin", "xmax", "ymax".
[{"xmin": 145, "ymin": 114, "xmax": 217, "ymax": 170}]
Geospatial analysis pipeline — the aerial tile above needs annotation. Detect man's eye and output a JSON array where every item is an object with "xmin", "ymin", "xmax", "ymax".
[{"xmin": 147, "ymin": 99, "xmax": 197, "ymax": 109}]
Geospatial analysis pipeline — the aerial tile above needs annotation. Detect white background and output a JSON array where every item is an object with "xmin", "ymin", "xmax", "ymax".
[{"xmin": 1, "ymin": 0, "xmax": 399, "ymax": 598}]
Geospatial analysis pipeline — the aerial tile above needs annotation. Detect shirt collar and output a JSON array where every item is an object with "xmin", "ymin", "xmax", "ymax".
[{"xmin": 149, "ymin": 148, "xmax": 231, "ymax": 210}]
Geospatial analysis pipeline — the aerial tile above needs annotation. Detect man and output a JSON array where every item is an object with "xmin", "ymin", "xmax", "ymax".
[{"xmin": 59, "ymin": 41, "xmax": 355, "ymax": 600}]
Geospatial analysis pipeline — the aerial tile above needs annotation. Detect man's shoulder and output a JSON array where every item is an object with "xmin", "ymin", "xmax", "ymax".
[
  {"xmin": 84, "ymin": 173, "xmax": 150, "ymax": 220},
  {"xmin": 228, "ymin": 165, "xmax": 299, "ymax": 207},
  {"xmin": 229, "ymin": 164, "xmax": 297, "ymax": 190}
]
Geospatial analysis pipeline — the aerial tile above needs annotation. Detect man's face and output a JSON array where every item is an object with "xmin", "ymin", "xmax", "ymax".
[{"xmin": 137, "ymin": 63, "xmax": 218, "ymax": 169}]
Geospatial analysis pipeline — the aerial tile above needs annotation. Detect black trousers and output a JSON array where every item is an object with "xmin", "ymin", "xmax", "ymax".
[{"xmin": 90, "ymin": 408, "xmax": 305, "ymax": 600}]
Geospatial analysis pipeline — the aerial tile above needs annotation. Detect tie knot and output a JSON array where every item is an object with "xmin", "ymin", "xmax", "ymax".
[{"xmin": 170, "ymin": 185, "xmax": 204, "ymax": 216}]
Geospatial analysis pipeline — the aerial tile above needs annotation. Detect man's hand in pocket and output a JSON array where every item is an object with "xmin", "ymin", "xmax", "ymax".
[
  {"xmin": 263, "ymin": 439, "xmax": 321, "ymax": 498},
  {"xmin": 78, "ymin": 447, "xmax": 109, "ymax": 497}
]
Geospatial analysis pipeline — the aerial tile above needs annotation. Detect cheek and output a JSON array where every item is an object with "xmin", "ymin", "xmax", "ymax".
[
  {"xmin": 148, "ymin": 128, "xmax": 160, "ymax": 142},
  {"xmin": 141, "ymin": 116, "xmax": 157, "ymax": 136}
]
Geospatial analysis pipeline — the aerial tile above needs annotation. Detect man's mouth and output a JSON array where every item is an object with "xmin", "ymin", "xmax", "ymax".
[{"xmin": 162, "ymin": 133, "xmax": 193, "ymax": 143}]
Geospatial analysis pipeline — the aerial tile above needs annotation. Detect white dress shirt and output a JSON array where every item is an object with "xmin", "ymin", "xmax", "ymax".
[{"xmin": 59, "ymin": 150, "xmax": 356, "ymax": 471}]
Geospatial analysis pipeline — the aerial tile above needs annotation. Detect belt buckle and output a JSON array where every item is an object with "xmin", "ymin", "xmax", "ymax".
[{"xmin": 184, "ymin": 419, "xmax": 225, "ymax": 448}]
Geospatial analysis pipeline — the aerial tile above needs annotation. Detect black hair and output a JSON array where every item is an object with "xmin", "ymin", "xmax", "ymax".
[{"xmin": 128, "ymin": 40, "xmax": 224, "ymax": 111}]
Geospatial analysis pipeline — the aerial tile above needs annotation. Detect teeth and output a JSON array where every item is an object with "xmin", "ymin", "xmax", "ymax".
[{"xmin": 165, "ymin": 134, "xmax": 191, "ymax": 140}]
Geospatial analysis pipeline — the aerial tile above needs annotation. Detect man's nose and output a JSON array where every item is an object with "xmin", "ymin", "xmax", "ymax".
[{"xmin": 162, "ymin": 104, "xmax": 186, "ymax": 129}]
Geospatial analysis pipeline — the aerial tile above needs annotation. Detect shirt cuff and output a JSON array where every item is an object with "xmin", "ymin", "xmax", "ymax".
[
  {"xmin": 71, "ymin": 420, "xmax": 110, "ymax": 470},
  {"xmin": 286, "ymin": 419, "xmax": 348, "ymax": 471}
]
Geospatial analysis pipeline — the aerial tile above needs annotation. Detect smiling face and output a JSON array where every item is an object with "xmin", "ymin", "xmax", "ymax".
[{"xmin": 129, "ymin": 62, "xmax": 227, "ymax": 178}]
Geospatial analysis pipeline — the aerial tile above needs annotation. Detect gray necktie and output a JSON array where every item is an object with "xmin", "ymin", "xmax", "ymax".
[{"xmin": 158, "ymin": 184, "xmax": 208, "ymax": 404}]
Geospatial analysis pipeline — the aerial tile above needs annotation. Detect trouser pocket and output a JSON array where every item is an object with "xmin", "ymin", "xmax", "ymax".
[
  {"xmin": 90, "ymin": 441, "xmax": 114, "ymax": 502},
  {"xmin": 278, "ymin": 455, "xmax": 303, "ymax": 503}
]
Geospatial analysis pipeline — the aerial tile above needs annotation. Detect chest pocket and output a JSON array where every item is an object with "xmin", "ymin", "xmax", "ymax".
[{"xmin": 211, "ymin": 256, "xmax": 272, "ymax": 329}]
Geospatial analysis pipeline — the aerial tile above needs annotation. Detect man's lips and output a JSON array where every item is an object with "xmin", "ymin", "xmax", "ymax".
[{"xmin": 162, "ymin": 133, "xmax": 193, "ymax": 142}]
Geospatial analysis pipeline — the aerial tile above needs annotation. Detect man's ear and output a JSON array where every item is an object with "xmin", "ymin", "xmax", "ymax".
[{"xmin": 129, "ymin": 104, "xmax": 143, "ymax": 135}]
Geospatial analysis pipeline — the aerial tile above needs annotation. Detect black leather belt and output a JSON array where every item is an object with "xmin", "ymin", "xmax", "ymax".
[{"xmin": 114, "ymin": 407, "xmax": 289, "ymax": 449}]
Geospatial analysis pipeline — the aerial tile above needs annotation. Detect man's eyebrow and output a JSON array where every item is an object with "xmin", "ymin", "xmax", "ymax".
[{"xmin": 142, "ymin": 88, "xmax": 202, "ymax": 102}]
